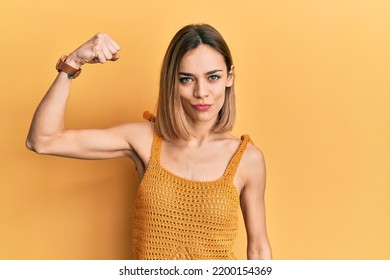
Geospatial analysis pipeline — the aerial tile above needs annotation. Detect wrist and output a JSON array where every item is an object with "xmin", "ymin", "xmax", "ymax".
[
  {"xmin": 56, "ymin": 55, "xmax": 82, "ymax": 79},
  {"xmin": 64, "ymin": 53, "xmax": 84, "ymax": 70}
]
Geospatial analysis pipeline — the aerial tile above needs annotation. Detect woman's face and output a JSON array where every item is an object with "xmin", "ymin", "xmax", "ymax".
[{"xmin": 176, "ymin": 44, "xmax": 233, "ymax": 127}]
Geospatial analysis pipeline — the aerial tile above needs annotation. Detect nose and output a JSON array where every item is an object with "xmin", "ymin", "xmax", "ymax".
[{"xmin": 193, "ymin": 80, "xmax": 209, "ymax": 99}]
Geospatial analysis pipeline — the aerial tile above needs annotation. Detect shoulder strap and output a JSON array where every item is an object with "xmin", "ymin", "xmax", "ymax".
[
  {"xmin": 224, "ymin": 134, "xmax": 252, "ymax": 179},
  {"xmin": 143, "ymin": 111, "xmax": 156, "ymax": 122},
  {"xmin": 149, "ymin": 131, "xmax": 162, "ymax": 164},
  {"xmin": 143, "ymin": 111, "xmax": 162, "ymax": 163}
]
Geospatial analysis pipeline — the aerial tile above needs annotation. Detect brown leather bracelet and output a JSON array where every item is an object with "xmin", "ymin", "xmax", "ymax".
[{"xmin": 56, "ymin": 55, "xmax": 81, "ymax": 79}]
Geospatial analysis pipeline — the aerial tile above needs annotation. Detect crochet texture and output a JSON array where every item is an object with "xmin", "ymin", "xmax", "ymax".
[{"xmin": 133, "ymin": 129, "xmax": 251, "ymax": 260}]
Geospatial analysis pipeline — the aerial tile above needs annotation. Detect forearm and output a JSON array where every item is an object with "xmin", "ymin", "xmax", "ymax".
[{"xmin": 26, "ymin": 70, "xmax": 74, "ymax": 152}]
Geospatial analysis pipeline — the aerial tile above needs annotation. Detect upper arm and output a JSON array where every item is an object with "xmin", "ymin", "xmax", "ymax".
[
  {"xmin": 239, "ymin": 144, "xmax": 272, "ymax": 259},
  {"xmin": 29, "ymin": 121, "xmax": 154, "ymax": 160}
]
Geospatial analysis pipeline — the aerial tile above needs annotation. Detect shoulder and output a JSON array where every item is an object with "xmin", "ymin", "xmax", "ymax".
[
  {"xmin": 217, "ymin": 134, "xmax": 264, "ymax": 163},
  {"xmin": 239, "ymin": 138, "xmax": 266, "ymax": 187},
  {"xmin": 113, "ymin": 121, "xmax": 155, "ymax": 156},
  {"xmin": 225, "ymin": 134, "xmax": 265, "ymax": 164},
  {"xmin": 112, "ymin": 121, "xmax": 154, "ymax": 142},
  {"xmin": 243, "ymin": 141, "xmax": 265, "ymax": 167}
]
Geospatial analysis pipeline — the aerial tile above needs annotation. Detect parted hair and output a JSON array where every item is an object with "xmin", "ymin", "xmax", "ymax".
[{"xmin": 155, "ymin": 24, "xmax": 236, "ymax": 141}]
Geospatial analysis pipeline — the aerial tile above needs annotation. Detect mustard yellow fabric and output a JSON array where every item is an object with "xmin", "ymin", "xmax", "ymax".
[{"xmin": 133, "ymin": 126, "xmax": 251, "ymax": 259}]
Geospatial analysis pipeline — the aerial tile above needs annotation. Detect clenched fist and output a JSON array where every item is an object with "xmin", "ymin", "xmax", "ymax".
[{"xmin": 65, "ymin": 33, "xmax": 121, "ymax": 69}]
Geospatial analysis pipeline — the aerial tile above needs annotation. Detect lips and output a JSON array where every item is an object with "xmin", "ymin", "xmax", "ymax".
[{"xmin": 193, "ymin": 104, "xmax": 212, "ymax": 111}]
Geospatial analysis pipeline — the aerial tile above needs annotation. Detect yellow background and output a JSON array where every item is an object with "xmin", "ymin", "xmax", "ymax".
[{"xmin": 1, "ymin": 0, "xmax": 389, "ymax": 259}]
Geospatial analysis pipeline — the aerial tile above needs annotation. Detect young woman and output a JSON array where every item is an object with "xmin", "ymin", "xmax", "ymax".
[{"xmin": 26, "ymin": 24, "xmax": 271, "ymax": 260}]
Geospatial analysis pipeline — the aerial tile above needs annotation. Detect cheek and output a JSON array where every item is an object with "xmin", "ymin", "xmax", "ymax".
[
  {"xmin": 215, "ymin": 86, "xmax": 226, "ymax": 102},
  {"xmin": 179, "ymin": 95, "xmax": 193, "ymax": 114},
  {"xmin": 177, "ymin": 84, "xmax": 193, "ymax": 99}
]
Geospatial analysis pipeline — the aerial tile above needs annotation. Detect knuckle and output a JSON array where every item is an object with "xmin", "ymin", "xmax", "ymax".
[
  {"xmin": 94, "ymin": 33, "xmax": 106, "ymax": 44},
  {"xmin": 95, "ymin": 32, "xmax": 106, "ymax": 38},
  {"xmin": 92, "ymin": 45, "xmax": 101, "ymax": 53}
]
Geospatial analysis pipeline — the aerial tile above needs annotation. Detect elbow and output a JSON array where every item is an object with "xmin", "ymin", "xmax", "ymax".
[
  {"xmin": 25, "ymin": 138, "xmax": 41, "ymax": 154},
  {"xmin": 25, "ymin": 135, "xmax": 37, "ymax": 152},
  {"xmin": 25, "ymin": 138, "xmax": 34, "ymax": 151},
  {"xmin": 25, "ymin": 136, "xmax": 49, "ymax": 155}
]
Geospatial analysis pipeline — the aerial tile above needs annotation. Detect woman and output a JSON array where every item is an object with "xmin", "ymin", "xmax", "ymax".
[{"xmin": 26, "ymin": 24, "xmax": 271, "ymax": 260}]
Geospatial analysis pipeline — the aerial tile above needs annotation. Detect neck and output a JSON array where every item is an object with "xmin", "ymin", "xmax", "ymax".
[{"xmin": 184, "ymin": 119, "xmax": 218, "ymax": 146}]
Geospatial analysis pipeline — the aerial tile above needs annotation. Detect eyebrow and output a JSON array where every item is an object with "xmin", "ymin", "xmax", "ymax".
[{"xmin": 178, "ymin": 69, "xmax": 224, "ymax": 76}]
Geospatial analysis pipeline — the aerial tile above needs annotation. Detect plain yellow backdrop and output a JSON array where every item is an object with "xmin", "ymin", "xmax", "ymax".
[{"xmin": 0, "ymin": 0, "xmax": 389, "ymax": 259}]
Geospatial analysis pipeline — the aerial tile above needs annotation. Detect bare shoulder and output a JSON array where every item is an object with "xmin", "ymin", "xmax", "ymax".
[
  {"xmin": 117, "ymin": 120, "xmax": 154, "ymax": 137},
  {"xmin": 115, "ymin": 121, "xmax": 154, "ymax": 158},
  {"xmin": 243, "ymin": 141, "xmax": 266, "ymax": 167},
  {"xmin": 122, "ymin": 120, "xmax": 154, "ymax": 141},
  {"xmin": 238, "ymin": 139, "xmax": 266, "ymax": 188},
  {"xmin": 224, "ymin": 133, "xmax": 265, "ymax": 165},
  {"xmin": 118, "ymin": 121, "xmax": 155, "ymax": 172}
]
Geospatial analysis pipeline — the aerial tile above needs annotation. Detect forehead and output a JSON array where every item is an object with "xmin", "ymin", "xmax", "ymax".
[{"xmin": 179, "ymin": 44, "xmax": 226, "ymax": 72}]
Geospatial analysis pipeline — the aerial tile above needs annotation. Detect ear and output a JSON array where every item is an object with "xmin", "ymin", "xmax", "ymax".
[{"xmin": 226, "ymin": 65, "xmax": 234, "ymax": 87}]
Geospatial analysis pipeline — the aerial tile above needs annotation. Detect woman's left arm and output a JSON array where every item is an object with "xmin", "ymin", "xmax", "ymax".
[{"xmin": 239, "ymin": 144, "xmax": 272, "ymax": 260}]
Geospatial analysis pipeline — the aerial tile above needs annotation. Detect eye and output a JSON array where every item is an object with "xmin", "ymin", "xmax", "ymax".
[
  {"xmin": 179, "ymin": 77, "xmax": 193, "ymax": 84},
  {"xmin": 208, "ymin": 75, "xmax": 220, "ymax": 81}
]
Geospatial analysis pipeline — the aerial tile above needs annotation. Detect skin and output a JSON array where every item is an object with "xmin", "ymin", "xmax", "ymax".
[{"xmin": 26, "ymin": 33, "xmax": 272, "ymax": 260}]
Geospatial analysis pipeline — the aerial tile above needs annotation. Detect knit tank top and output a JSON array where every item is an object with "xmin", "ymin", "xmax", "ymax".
[{"xmin": 133, "ymin": 128, "xmax": 251, "ymax": 260}]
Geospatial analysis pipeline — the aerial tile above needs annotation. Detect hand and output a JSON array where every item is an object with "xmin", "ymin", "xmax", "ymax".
[{"xmin": 65, "ymin": 33, "xmax": 121, "ymax": 69}]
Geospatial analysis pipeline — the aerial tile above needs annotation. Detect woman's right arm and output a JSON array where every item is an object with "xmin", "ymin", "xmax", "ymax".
[{"xmin": 26, "ymin": 33, "xmax": 146, "ymax": 160}]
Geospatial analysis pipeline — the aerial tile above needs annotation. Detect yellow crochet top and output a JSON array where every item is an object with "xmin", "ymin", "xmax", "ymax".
[{"xmin": 133, "ymin": 116, "xmax": 251, "ymax": 260}]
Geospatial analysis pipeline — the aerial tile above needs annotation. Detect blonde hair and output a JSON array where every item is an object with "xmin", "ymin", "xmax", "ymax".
[{"xmin": 155, "ymin": 24, "xmax": 236, "ymax": 141}]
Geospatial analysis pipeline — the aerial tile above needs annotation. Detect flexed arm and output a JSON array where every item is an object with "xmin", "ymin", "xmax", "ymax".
[{"xmin": 26, "ymin": 33, "xmax": 147, "ymax": 160}]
